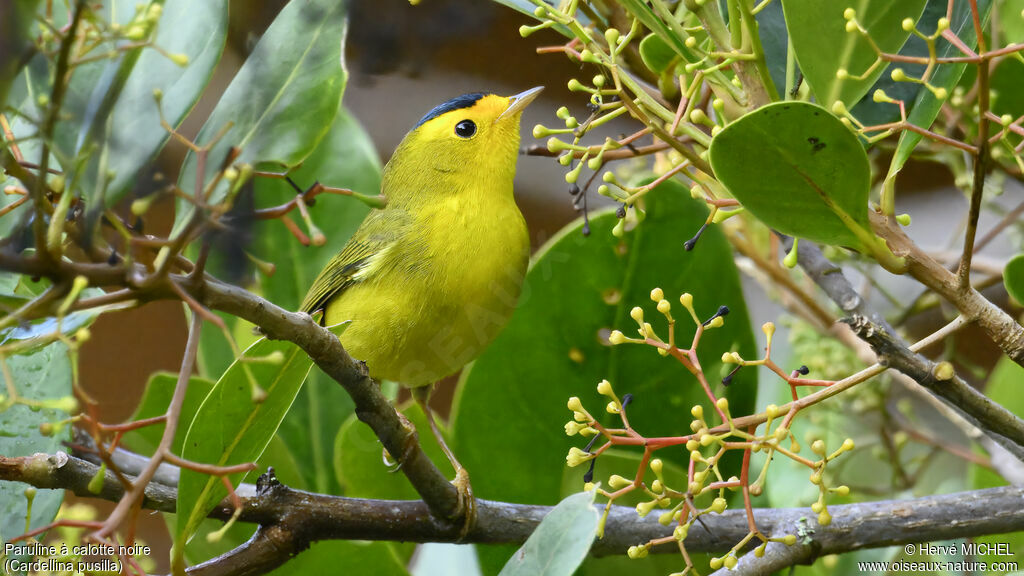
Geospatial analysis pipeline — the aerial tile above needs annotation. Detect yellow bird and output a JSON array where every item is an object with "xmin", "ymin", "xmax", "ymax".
[{"xmin": 300, "ymin": 87, "xmax": 542, "ymax": 509}]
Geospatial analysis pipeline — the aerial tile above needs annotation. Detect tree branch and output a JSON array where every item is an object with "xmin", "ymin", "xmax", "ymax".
[
  {"xmin": 872, "ymin": 212, "xmax": 1024, "ymax": 367},
  {"xmin": 843, "ymin": 315, "xmax": 1024, "ymax": 459},
  {"xmin": 781, "ymin": 235, "xmax": 896, "ymax": 334},
  {"xmin": 3, "ymin": 451, "xmax": 1023, "ymax": 576},
  {"xmin": 0, "ymin": 250, "xmax": 465, "ymax": 527},
  {"xmin": 780, "ymin": 237, "xmax": 1024, "ymax": 462}
]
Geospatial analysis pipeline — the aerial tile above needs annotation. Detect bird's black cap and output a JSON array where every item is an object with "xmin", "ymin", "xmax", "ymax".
[{"xmin": 414, "ymin": 92, "xmax": 489, "ymax": 129}]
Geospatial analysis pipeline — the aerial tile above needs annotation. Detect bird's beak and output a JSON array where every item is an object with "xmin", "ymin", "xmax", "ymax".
[{"xmin": 496, "ymin": 86, "xmax": 544, "ymax": 123}]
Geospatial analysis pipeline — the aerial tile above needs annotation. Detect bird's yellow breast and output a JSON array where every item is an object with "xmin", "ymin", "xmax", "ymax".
[{"xmin": 324, "ymin": 190, "xmax": 529, "ymax": 386}]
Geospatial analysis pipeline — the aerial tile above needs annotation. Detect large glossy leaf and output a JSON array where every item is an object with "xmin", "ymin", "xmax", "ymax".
[
  {"xmin": 882, "ymin": 0, "xmax": 992, "ymax": 193},
  {"xmin": 639, "ymin": 34, "xmax": 677, "ymax": 75},
  {"xmin": 172, "ymin": 325, "xmax": 346, "ymax": 568},
  {"xmin": 253, "ymin": 109, "xmax": 380, "ymax": 312},
  {"xmin": 195, "ymin": 108, "xmax": 377, "ymax": 375},
  {"xmin": 334, "ymin": 402, "xmax": 447, "ymax": 500},
  {"xmin": 174, "ymin": 0, "xmax": 348, "ymax": 233},
  {"xmin": 498, "ymin": 491, "xmax": 597, "ymax": 576},
  {"xmin": 451, "ymin": 181, "xmax": 756, "ymax": 572},
  {"xmin": 326, "ymin": 403, "xmax": 432, "ymax": 568},
  {"xmin": 709, "ymin": 101, "xmax": 871, "ymax": 248},
  {"xmin": 0, "ymin": 342, "xmax": 72, "ymax": 550},
  {"xmin": 174, "ymin": 436, "xmax": 316, "ymax": 567},
  {"xmin": 783, "ymin": 0, "xmax": 927, "ymax": 109}
]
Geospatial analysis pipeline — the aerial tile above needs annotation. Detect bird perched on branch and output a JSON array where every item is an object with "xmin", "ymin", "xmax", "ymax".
[{"xmin": 301, "ymin": 87, "xmax": 543, "ymax": 523}]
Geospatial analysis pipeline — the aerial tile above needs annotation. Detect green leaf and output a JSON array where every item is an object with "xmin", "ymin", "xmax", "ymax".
[
  {"xmin": 849, "ymin": 0, "xmax": 949, "ymax": 127},
  {"xmin": 0, "ymin": 101, "xmax": 44, "ymax": 239},
  {"xmin": 252, "ymin": 108, "xmax": 381, "ymax": 311},
  {"xmin": 0, "ymin": 0, "xmax": 39, "ymax": 110},
  {"xmin": 782, "ymin": 0, "xmax": 927, "ymax": 109},
  {"xmin": 173, "ymin": 324, "xmax": 347, "ymax": 561},
  {"xmin": 451, "ymin": 180, "xmax": 756, "ymax": 576},
  {"xmin": 86, "ymin": 0, "xmax": 227, "ymax": 209},
  {"xmin": 1006, "ymin": 254, "xmax": 1024, "ymax": 306},
  {"xmin": 709, "ymin": 101, "xmax": 871, "ymax": 248},
  {"xmin": 754, "ymin": 0, "xmax": 790, "ymax": 100},
  {"xmin": 180, "ymin": 518, "xmax": 256, "ymax": 567},
  {"xmin": 490, "ymin": 1, "xmax": 585, "ymax": 38},
  {"xmin": 0, "ymin": 276, "xmax": 107, "ymax": 354},
  {"xmin": 992, "ymin": 58, "xmax": 1024, "ymax": 123},
  {"xmin": 269, "ymin": 541, "xmax": 409, "ymax": 576},
  {"xmin": 498, "ymin": 491, "xmax": 597, "ymax": 576},
  {"xmin": 334, "ymin": 402, "xmax": 447, "ymax": 500},
  {"xmin": 121, "ymin": 372, "xmax": 215, "ymax": 457},
  {"xmin": 639, "ymin": 34, "xmax": 677, "ymax": 74},
  {"xmin": 321, "ymin": 403, "xmax": 425, "ymax": 569},
  {"xmin": 0, "ymin": 342, "xmax": 72, "ymax": 548},
  {"xmin": 882, "ymin": 0, "xmax": 992, "ymax": 194},
  {"xmin": 0, "ymin": 272, "xmax": 21, "ymax": 296},
  {"xmin": 616, "ymin": 0, "xmax": 697, "ymax": 63},
  {"xmin": 1003, "ymin": 0, "xmax": 1024, "ymax": 45},
  {"xmin": 174, "ymin": 0, "xmax": 349, "ymax": 234}
]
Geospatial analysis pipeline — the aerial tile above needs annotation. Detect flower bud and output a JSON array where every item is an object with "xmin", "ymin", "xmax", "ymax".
[
  {"xmin": 609, "ymin": 474, "xmax": 632, "ymax": 489},
  {"xmin": 673, "ymin": 524, "xmax": 688, "ymax": 541},
  {"xmin": 630, "ymin": 306, "xmax": 644, "ymax": 324},
  {"xmin": 566, "ymin": 447, "xmax": 594, "ymax": 467}
]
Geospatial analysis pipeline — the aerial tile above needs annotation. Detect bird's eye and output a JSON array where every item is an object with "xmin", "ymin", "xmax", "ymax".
[{"xmin": 454, "ymin": 120, "xmax": 476, "ymax": 138}]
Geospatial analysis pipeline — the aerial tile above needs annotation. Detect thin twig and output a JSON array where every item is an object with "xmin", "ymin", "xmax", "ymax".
[{"xmin": 94, "ymin": 314, "xmax": 203, "ymax": 540}]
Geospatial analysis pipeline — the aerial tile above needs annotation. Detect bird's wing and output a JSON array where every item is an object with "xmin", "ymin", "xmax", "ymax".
[{"xmin": 299, "ymin": 208, "xmax": 410, "ymax": 315}]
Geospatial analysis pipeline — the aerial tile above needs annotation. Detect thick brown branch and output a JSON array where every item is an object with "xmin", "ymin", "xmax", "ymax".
[
  {"xmin": 873, "ymin": 212, "xmax": 1024, "ymax": 367},
  {"xmin": 3, "ymin": 452, "xmax": 1023, "ymax": 576}
]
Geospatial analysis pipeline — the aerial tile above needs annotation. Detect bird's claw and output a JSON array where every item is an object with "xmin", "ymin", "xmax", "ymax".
[{"xmin": 452, "ymin": 467, "xmax": 477, "ymax": 541}]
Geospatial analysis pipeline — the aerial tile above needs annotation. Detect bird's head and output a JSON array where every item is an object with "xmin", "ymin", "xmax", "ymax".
[{"xmin": 383, "ymin": 87, "xmax": 544, "ymax": 203}]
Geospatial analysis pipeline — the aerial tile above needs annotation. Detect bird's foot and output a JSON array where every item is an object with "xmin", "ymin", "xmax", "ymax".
[
  {"xmin": 452, "ymin": 467, "xmax": 477, "ymax": 541},
  {"xmin": 382, "ymin": 411, "xmax": 420, "ymax": 472}
]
